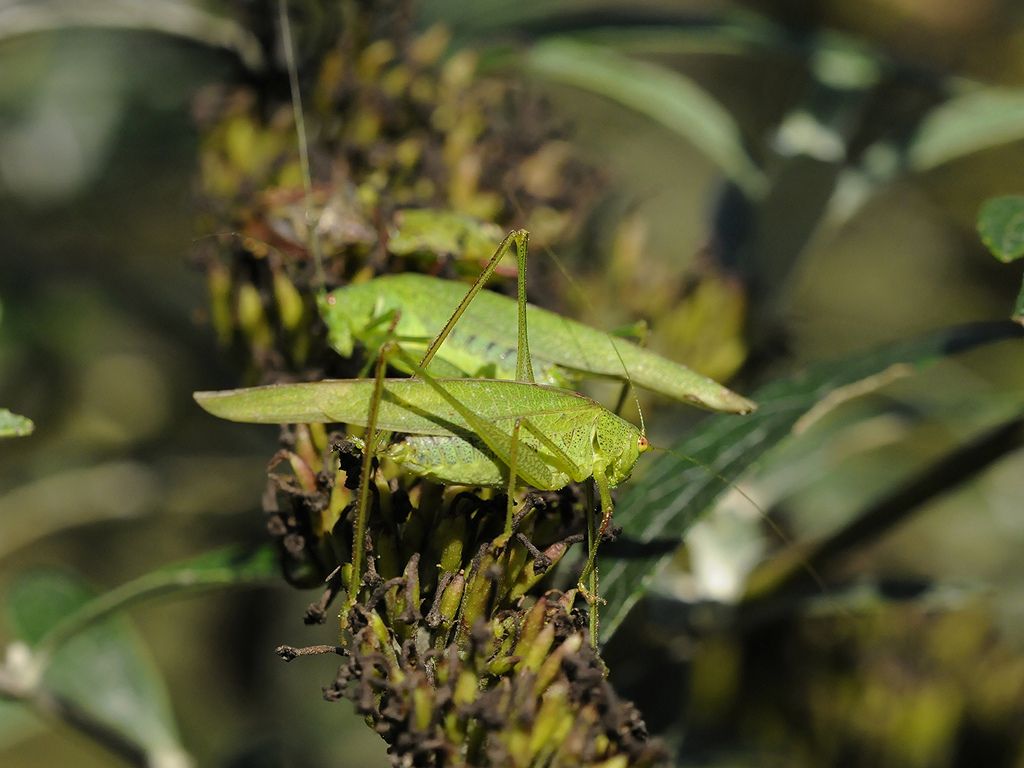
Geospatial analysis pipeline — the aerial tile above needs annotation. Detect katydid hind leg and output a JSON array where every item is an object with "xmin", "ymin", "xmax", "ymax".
[
  {"xmin": 418, "ymin": 229, "xmax": 521, "ymax": 371},
  {"xmin": 505, "ymin": 418, "xmax": 523, "ymax": 536},
  {"xmin": 578, "ymin": 469, "xmax": 614, "ymax": 596},
  {"xmin": 511, "ymin": 230, "xmax": 535, "ymax": 383},
  {"xmin": 345, "ymin": 316, "xmax": 404, "ymax": 608}
]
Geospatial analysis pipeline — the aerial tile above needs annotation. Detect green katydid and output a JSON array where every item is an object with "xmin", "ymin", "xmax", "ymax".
[
  {"xmin": 195, "ymin": 377, "xmax": 646, "ymax": 490},
  {"xmin": 318, "ymin": 241, "xmax": 757, "ymax": 414}
]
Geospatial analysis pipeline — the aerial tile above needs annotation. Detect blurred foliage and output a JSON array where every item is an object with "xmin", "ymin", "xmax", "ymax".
[
  {"xmin": 0, "ymin": 0, "xmax": 1023, "ymax": 767},
  {"xmin": 0, "ymin": 407, "xmax": 33, "ymax": 438},
  {"xmin": 978, "ymin": 195, "xmax": 1024, "ymax": 322}
]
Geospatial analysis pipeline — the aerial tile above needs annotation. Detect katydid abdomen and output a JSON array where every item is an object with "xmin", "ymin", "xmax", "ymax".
[{"xmin": 320, "ymin": 273, "xmax": 755, "ymax": 414}]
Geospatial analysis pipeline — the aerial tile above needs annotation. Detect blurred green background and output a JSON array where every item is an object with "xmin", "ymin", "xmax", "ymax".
[{"xmin": 2, "ymin": 1, "xmax": 1024, "ymax": 766}]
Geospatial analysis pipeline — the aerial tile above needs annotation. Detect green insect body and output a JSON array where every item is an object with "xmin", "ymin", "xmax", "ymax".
[
  {"xmin": 319, "ymin": 273, "xmax": 756, "ymax": 414},
  {"xmin": 194, "ymin": 378, "xmax": 647, "ymax": 490}
]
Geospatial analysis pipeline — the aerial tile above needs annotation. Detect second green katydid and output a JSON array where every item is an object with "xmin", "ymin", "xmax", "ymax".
[{"xmin": 319, "ymin": 231, "xmax": 756, "ymax": 415}]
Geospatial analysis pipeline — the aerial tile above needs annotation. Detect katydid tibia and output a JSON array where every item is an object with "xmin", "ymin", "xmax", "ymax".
[{"xmin": 319, "ymin": 236, "xmax": 757, "ymax": 414}]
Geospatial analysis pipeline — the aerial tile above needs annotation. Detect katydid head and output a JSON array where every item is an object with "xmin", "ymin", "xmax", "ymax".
[
  {"xmin": 319, "ymin": 283, "xmax": 400, "ymax": 358},
  {"xmin": 595, "ymin": 410, "xmax": 648, "ymax": 487}
]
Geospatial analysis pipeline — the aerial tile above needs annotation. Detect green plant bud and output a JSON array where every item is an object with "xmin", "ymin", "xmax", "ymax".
[
  {"xmin": 408, "ymin": 75, "xmax": 435, "ymax": 105},
  {"xmin": 206, "ymin": 261, "xmax": 233, "ymax": 345},
  {"xmin": 272, "ymin": 269, "xmax": 304, "ymax": 330},
  {"xmin": 498, "ymin": 539, "xmax": 530, "ymax": 602},
  {"xmin": 492, "ymin": 613, "xmax": 518, "ymax": 644},
  {"xmin": 513, "ymin": 598, "xmax": 548, "ymax": 661},
  {"xmin": 409, "ymin": 24, "xmax": 450, "ymax": 67},
  {"xmin": 322, "ymin": 467, "xmax": 351, "ymax": 536},
  {"xmin": 394, "ymin": 137, "xmax": 422, "ymax": 170},
  {"xmin": 411, "ymin": 685, "xmax": 432, "ymax": 733},
  {"xmin": 432, "ymin": 513, "xmax": 467, "ymax": 574},
  {"xmin": 367, "ymin": 609, "xmax": 403, "ymax": 679},
  {"xmin": 535, "ymin": 633, "xmax": 583, "ymax": 697},
  {"xmin": 453, "ymin": 668, "xmax": 478, "ymax": 707},
  {"xmin": 486, "ymin": 655, "xmax": 518, "ymax": 676},
  {"xmin": 285, "ymin": 450, "xmax": 318, "ymax": 494},
  {"xmin": 348, "ymin": 110, "xmax": 381, "ymax": 146},
  {"xmin": 235, "ymin": 282, "xmax": 272, "ymax": 350},
  {"xmin": 442, "ymin": 573, "xmax": 468, "ymax": 626},
  {"xmin": 519, "ymin": 623, "xmax": 555, "ymax": 675},
  {"xmin": 398, "ymin": 554, "xmax": 421, "ymax": 625},
  {"xmin": 488, "ymin": 615, "xmax": 519, "ymax": 667},
  {"xmin": 458, "ymin": 555, "xmax": 495, "ymax": 638},
  {"xmin": 292, "ymin": 424, "xmax": 320, "ymax": 475},
  {"xmin": 308, "ymin": 422, "xmax": 329, "ymax": 455},
  {"xmin": 381, "ymin": 65, "xmax": 410, "ymax": 97},
  {"xmin": 442, "ymin": 710, "xmax": 465, "ymax": 746},
  {"xmin": 356, "ymin": 39, "xmax": 395, "ymax": 79},
  {"xmin": 440, "ymin": 48, "xmax": 477, "ymax": 93},
  {"xmin": 529, "ymin": 683, "xmax": 571, "ymax": 759},
  {"xmin": 506, "ymin": 728, "xmax": 532, "ymax": 766},
  {"xmin": 510, "ymin": 540, "xmax": 563, "ymax": 600},
  {"xmin": 224, "ymin": 115, "xmax": 258, "ymax": 171},
  {"xmin": 437, "ymin": 570, "xmax": 465, "ymax": 628}
]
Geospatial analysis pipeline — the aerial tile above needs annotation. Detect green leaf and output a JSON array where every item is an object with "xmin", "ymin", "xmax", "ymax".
[
  {"xmin": 36, "ymin": 545, "xmax": 279, "ymax": 656},
  {"xmin": 6, "ymin": 570, "xmax": 187, "ymax": 764},
  {"xmin": 909, "ymin": 87, "xmax": 1024, "ymax": 171},
  {"xmin": 547, "ymin": 17, "xmax": 789, "ymax": 58},
  {"xmin": 600, "ymin": 321, "xmax": 1024, "ymax": 641},
  {"xmin": 4, "ymin": 548, "xmax": 275, "ymax": 762},
  {"xmin": 978, "ymin": 195, "xmax": 1024, "ymax": 263},
  {"xmin": 524, "ymin": 38, "xmax": 766, "ymax": 196},
  {"xmin": 0, "ymin": 408, "xmax": 33, "ymax": 438}
]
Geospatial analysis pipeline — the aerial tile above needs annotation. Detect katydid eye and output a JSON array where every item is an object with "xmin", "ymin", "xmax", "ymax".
[{"xmin": 637, "ymin": 436, "xmax": 649, "ymax": 451}]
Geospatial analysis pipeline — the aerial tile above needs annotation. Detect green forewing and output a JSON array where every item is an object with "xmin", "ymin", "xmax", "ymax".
[{"xmin": 194, "ymin": 378, "xmax": 642, "ymax": 489}]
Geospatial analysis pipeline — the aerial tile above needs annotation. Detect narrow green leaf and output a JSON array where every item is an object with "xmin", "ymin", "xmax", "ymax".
[
  {"xmin": 524, "ymin": 38, "xmax": 766, "ymax": 196},
  {"xmin": 0, "ymin": 408, "xmax": 33, "ymax": 438},
  {"xmin": 37, "ymin": 545, "xmax": 279, "ymax": 656},
  {"xmin": 551, "ymin": 18, "xmax": 789, "ymax": 58},
  {"xmin": 978, "ymin": 195, "xmax": 1024, "ymax": 263},
  {"xmin": 600, "ymin": 321, "xmax": 1024, "ymax": 641},
  {"xmin": 909, "ymin": 87, "xmax": 1024, "ymax": 171},
  {"xmin": 0, "ymin": 0, "xmax": 266, "ymax": 70},
  {"xmin": 6, "ymin": 571, "xmax": 187, "ymax": 764}
]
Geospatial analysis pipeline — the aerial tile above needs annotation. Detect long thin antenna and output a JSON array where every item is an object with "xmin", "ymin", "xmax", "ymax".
[{"xmin": 277, "ymin": 0, "xmax": 326, "ymax": 288}]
